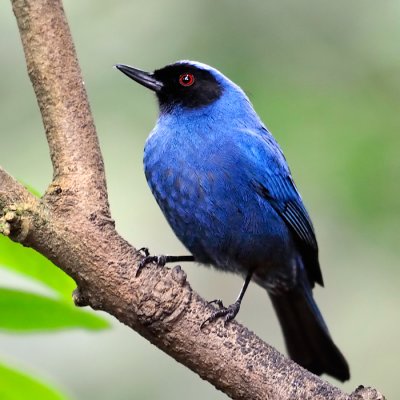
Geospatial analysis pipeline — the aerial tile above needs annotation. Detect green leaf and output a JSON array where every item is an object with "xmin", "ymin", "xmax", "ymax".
[
  {"xmin": 0, "ymin": 362, "xmax": 68, "ymax": 400},
  {"xmin": 0, "ymin": 235, "xmax": 75, "ymax": 300},
  {"xmin": 0, "ymin": 288, "xmax": 109, "ymax": 332}
]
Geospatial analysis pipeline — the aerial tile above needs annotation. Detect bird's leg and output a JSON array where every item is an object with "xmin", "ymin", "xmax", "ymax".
[
  {"xmin": 135, "ymin": 247, "xmax": 195, "ymax": 276},
  {"xmin": 201, "ymin": 271, "xmax": 253, "ymax": 328}
]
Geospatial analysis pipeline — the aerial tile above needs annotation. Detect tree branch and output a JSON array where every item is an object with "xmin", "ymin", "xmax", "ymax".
[
  {"xmin": 2, "ymin": 0, "xmax": 385, "ymax": 399},
  {"xmin": 0, "ymin": 167, "xmax": 36, "ymax": 205},
  {"xmin": 12, "ymin": 0, "xmax": 109, "ymax": 215}
]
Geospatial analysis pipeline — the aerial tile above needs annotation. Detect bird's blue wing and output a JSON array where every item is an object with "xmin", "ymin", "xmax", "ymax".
[
  {"xmin": 240, "ymin": 128, "xmax": 323, "ymax": 286},
  {"xmin": 257, "ymin": 174, "xmax": 317, "ymax": 249}
]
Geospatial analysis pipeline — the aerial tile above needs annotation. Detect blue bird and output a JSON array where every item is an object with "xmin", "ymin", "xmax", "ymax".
[{"xmin": 116, "ymin": 60, "xmax": 350, "ymax": 381}]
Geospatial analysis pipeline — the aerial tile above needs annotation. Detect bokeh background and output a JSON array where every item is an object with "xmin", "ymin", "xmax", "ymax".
[{"xmin": 1, "ymin": 0, "xmax": 399, "ymax": 398}]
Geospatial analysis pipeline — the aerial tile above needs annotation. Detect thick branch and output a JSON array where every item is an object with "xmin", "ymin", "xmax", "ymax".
[
  {"xmin": 0, "ymin": 167, "xmax": 36, "ymax": 205},
  {"xmin": 3, "ymin": 0, "xmax": 386, "ymax": 399},
  {"xmin": 0, "ymin": 167, "xmax": 39, "ymax": 240},
  {"xmin": 12, "ymin": 0, "xmax": 109, "ymax": 216}
]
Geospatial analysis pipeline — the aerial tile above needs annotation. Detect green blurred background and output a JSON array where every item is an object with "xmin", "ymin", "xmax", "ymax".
[{"xmin": 1, "ymin": 0, "xmax": 399, "ymax": 398}]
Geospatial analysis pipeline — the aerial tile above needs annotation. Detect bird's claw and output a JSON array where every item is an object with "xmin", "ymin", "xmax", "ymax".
[
  {"xmin": 136, "ymin": 247, "xmax": 150, "ymax": 257},
  {"xmin": 200, "ymin": 300, "xmax": 241, "ymax": 329},
  {"xmin": 135, "ymin": 248, "xmax": 167, "ymax": 277},
  {"xmin": 207, "ymin": 298, "xmax": 225, "ymax": 309},
  {"xmin": 139, "ymin": 255, "xmax": 167, "ymax": 268}
]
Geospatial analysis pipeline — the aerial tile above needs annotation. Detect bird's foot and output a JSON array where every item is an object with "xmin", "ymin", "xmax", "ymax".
[
  {"xmin": 135, "ymin": 247, "xmax": 167, "ymax": 277},
  {"xmin": 136, "ymin": 247, "xmax": 150, "ymax": 257},
  {"xmin": 135, "ymin": 248, "xmax": 195, "ymax": 276},
  {"xmin": 201, "ymin": 299, "xmax": 241, "ymax": 329}
]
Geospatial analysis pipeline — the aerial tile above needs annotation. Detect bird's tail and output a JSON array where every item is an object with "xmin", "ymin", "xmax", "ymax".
[{"xmin": 268, "ymin": 279, "xmax": 350, "ymax": 381}]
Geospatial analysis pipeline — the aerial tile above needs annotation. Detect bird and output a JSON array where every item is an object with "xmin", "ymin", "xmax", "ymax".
[{"xmin": 115, "ymin": 60, "xmax": 350, "ymax": 381}]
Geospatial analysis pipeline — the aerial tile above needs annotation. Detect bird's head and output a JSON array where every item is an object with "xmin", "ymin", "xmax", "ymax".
[{"xmin": 116, "ymin": 60, "xmax": 247, "ymax": 114}]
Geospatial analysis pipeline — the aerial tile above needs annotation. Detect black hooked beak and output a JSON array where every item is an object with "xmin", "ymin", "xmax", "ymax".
[{"xmin": 115, "ymin": 64, "xmax": 163, "ymax": 92}]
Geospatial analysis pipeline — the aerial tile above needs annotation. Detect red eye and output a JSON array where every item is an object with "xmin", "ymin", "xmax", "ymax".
[{"xmin": 179, "ymin": 73, "xmax": 195, "ymax": 87}]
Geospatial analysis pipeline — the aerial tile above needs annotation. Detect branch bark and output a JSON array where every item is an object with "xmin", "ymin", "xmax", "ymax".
[{"xmin": 1, "ymin": 1, "xmax": 385, "ymax": 399}]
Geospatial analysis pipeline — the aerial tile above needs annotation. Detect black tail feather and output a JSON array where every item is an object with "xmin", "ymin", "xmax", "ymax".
[{"xmin": 269, "ymin": 285, "xmax": 350, "ymax": 381}]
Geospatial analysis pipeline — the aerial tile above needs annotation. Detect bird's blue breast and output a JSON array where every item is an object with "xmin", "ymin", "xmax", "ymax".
[{"xmin": 144, "ymin": 95, "xmax": 295, "ymax": 275}]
